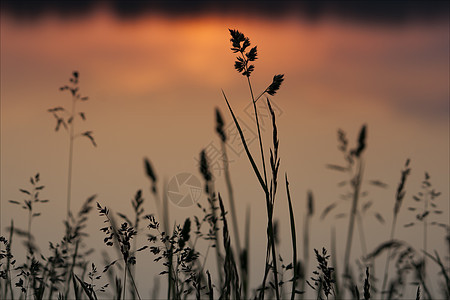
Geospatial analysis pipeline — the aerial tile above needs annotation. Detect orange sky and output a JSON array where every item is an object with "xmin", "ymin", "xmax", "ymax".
[{"xmin": 1, "ymin": 8, "xmax": 448, "ymax": 298}]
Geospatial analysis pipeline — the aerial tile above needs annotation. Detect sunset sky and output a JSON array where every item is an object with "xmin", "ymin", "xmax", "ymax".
[{"xmin": 1, "ymin": 1, "xmax": 448, "ymax": 298}]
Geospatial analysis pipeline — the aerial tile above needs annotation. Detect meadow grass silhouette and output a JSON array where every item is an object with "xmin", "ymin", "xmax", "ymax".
[{"xmin": 0, "ymin": 29, "xmax": 449, "ymax": 300}]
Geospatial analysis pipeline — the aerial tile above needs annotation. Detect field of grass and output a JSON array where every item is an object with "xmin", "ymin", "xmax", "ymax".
[{"xmin": 1, "ymin": 29, "xmax": 449, "ymax": 300}]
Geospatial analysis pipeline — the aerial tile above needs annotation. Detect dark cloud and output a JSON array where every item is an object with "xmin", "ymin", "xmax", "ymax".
[{"xmin": 2, "ymin": 0, "xmax": 448, "ymax": 23}]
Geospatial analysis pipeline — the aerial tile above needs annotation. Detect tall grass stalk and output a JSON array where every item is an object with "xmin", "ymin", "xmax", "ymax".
[
  {"xmin": 116, "ymin": 190, "xmax": 145, "ymax": 299},
  {"xmin": 227, "ymin": 29, "xmax": 284, "ymax": 300},
  {"xmin": 48, "ymin": 71, "xmax": 96, "ymax": 228},
  {"xmin": 423, "ymin": 192, "xmax": 428, "ymax": 277},
  {"xmin": 301, "ymin": 190, "xmax": 314, "ymax": 299},
  {"xmin": 331, "ymin": 226, "xmax": 340, "ymax": 299},
  {"xmin": 222, "ymin": 90, "xmax": 279, "ymax": 299},
  {"xmin": 64, "ymin": 239, "xmax": 80, "ymax": 299},
  {"xmin": 66, "ymin": 94, "xmax": 75, "ymax": 228},
  {"xmin": 199, "ymin": 150, "xmax": 224, "ymax": 289},
  {"xmin": 423, "ymin": 250, "xmax": 450, "ymax": 297},
  {"xmin": 339, "ymin": 125, "xmax": 367, "ymax": 287},
  {"xmin": 218, "ymin": 193, "xmax": 240, "ymax": 299},
  {"xmin": 215, "ymin": 108, "xmax": 241, "ymax": 261},
  {"xmin": 381, "ymin": 159, "xmax": 410, "ymax": 297},
  {"xmin": 285, "ymin": 174, "xmax": 298, "ymax": 300},
  {"xmin": 215, "ymin": 107, "xmax": 248, "ymax": 295},
  {"xmin": 243, "ymin": 205, "xmax": 251, "ymax": 299},
  {"xmin": 356, "ymin": 212, "xmax": 368, "ymax": 257},
  {"xmin": 343, "ymin": 158, "xmax": 363, "ymax": 277},
  {"xmin": 97, "ymin": 203, "xmax": 141, "ymax": 300}
]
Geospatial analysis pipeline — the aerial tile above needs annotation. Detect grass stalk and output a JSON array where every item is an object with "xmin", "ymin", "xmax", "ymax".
[
  {"xmin": 423, "ymin": 250, "xmax": 450, "ymax": 297},
  {"xmin": 219, "ymin": 134, "xmax": 241, "ymax": 263},
  {"xmin": 218, "ymin": 193, "xmax": 240, "ymax": 299},
  {"xmin": 343, "ymin": 159, "xmax": 363, "ymax": 278},
  {"xmin": 245, "ymin": 74, "xmax": 268, "ymax": 189},
  {"xmin": 285, "ymin": 174, "xmax": 297, "ymax": 300},
  {"xmin": 243, "ymin": 205, "xmax": 250, "ymax": 299},
  {"xmin": 331, "ymin": 226, "xmax": 340, "ymax": 299},
  {"xmin": 64, "ymin": 239, "xmax": 80, "ymax": 299},
  {"xmin": 422, "ymin": 191, "xmax": 428, "ymax": 277},
  {"xmin": 227, "ymin": 34, "xmax": 284, "ymax": 298},
  {"xmin": 381, "ymin": 160, "xmax": 410, "ymax": 298},
  {"xmin": 301, "ymin": 191, "xmax": 314, "ymax": 299},
  {"xmin": 221, "ymin": 91, "xmax": 267, "ymax": 192},
  {"xmin": 356, "ymin": 212, "xmax": 368, "ymax": 257},
  {"xmin": 200, "ymin": 150, "xmax": 224, "ymax": 290},
  {"xmin": 244, "ymin": 74, "xmax": 275, "ymax": 299},
  {"xmin": 123, "ymin": 261, "xmax": 127, "ymax": 300},
  {"xmin": 222, "ymin": 90, "xmax": 279, "ymax": 299},
  {"xmin": 66, "ymin": 94, "xmax": 75, "ymax": 227}
]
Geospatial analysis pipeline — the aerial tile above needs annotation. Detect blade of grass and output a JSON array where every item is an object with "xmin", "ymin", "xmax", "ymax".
[
  {"xmin": 221, "ymin": 90, "xmax": 267, "ymax": 195},
  {"xmin": 301, "ymin": 191, "xmax": 313, "ymax": 300},
  {"xmin": 423, "ymin": 250, "xmax": 449, "ymax": 295},
  {"xmin": 285, "ymin": 174, "xmax": 297, "ymax": 300},
  {"xmin": 217, "ymin": 110, "xmax": 243, "ymax": 282},
  {"xmin": 74, "ymin": 273, "xmax": 96, "ymax": 300},
  {"xmin": 207, "ymin": 270, "xmax": 214, "ymax": 300},
  {"xmin": 218, "ymin": 193, "xmax": 240, "ymax": 299},
  {"xmin": 243, "ymin": 204, "xmax": 250, "ymax": 299},
  {"xmin": 222, "ymin": 90, "xmax": 279, "ymax": 299}
]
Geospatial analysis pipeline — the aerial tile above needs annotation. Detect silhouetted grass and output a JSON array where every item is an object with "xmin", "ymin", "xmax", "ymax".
[
  {"xmin": 48, "ymin": 71, "xmax": 96, "ymax": 227},
  {"xmin": 1, "ymin": 29, "xmax": 449, "ymax": 300}
]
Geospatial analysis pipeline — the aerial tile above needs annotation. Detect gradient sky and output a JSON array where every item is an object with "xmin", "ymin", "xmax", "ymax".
[{"xmin": 1, "ymin": 2, "xmax": 449, "ymax": 298}]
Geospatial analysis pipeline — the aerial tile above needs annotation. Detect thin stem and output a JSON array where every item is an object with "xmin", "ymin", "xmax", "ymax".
[
  {"xmin": 381, "ymin": 214, "xmax": 397, "ymax": 298},
  {"xmin": 5, "ymin": 221, "xmax": 14, "ymax": 300},
  {"xmin": 206, "ymin": 185, "xmax": 223, "ymax": 289},
  {"xmin": 260, "ymin": 244, "xmax": 271, "ymax": 299},
  {"xmin": 300, "ymin": 215, "xmax": 310, "ymax": 300},
  {"xmin": 221, "ymin": 139, "xmax": 248, "ymax": 297},
  {"xmin": 24, "ymin": 208, "xmax": 33, "ymax": 300},
  {"xmin": 356, "ymin": 212, "xmax": 367, "ymax": 257},
  {"xmin": 316, "ymin": 280, "xmax": 323, "ymax": 300},
  {"xmin": 254, "ymin": 89, "xmax": 266, "ymax": 103},
  {"xmin": 423, "ymin": 192, "xmax": 428, "ymax": 277},
  {"xmin": 246, "ymin": 76, "xmax": 268, "ymax": 188},
  {"xmin": 241, "ymin": 55, "xmax": 279, "ymax": 300},
  {"xmin": 243, "ymin": 205, "xmax": 250, "ymax": 300},
  {"xmin": 331, "ymin": 226, "xmax": 340, "ymax": 299},
  {"xmin": 127, "ymin": 265, "xmax": 142, "ymax": 300},
  {"xmin": 175, "ymin": 251, "xmax": 180, "ymax": 299},
  {"xmin": 220, "ymin": 141, "xmax": 241, "ymax": 265},
  {"xmin": 27, "ymin": 209, "xmax": 32, "ymax": 254},
  {"xmin": 36, "ymin": 261, "xmax": 49, "ymax": 299},
  {"xmin": 263, "ymin": 197, "xmax": 280, "ymax": 300},
  {"xmin": 66, "ymin": 95, "xmax": 76, "ymax": 226},
  {"xmin": 64, "ymin": 239, "xmax": 79, "ymax": 299},
  {"xmin": 285, "ymin": 175, "xmax": 297, "ymax": 300},
  {"xmin": 123, "ymin": 262, "xmax": 127, "ymax": 300},
  {"xmin": 130, "ymin": 208, "xmax": 140, "ymax": 299},
  {"xmin": 48, "ymin": 251, "xmax": 57, "ymax": 299},
  {"xmin": 343, "ymin": 159, "xmax": 363, "ymax": 278}
]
